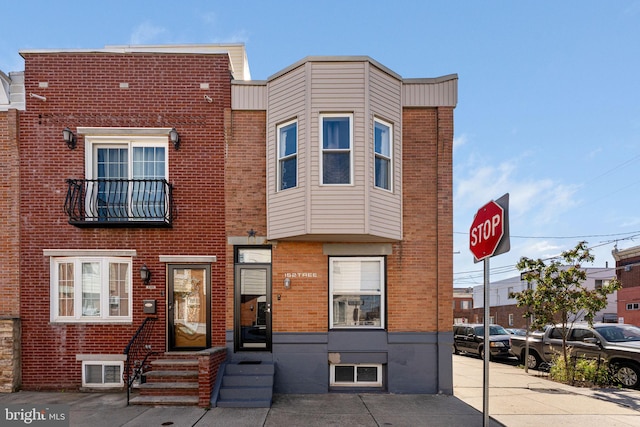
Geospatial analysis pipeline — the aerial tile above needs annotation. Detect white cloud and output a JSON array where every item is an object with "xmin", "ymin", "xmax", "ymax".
[
  {"xmin": 129, "ymin": 22, "xmax": 167, "ymax": 45},
  {"xmin": 208, "ymin": 30, "xmax": 250, "ymax": 44},
  {"xmin": 453, "ymin": 133, "xmax": 468, "ymax": 153},
  {"xmin": 455, "ymin": 156, "xmax": 580, "ymax": 226}
]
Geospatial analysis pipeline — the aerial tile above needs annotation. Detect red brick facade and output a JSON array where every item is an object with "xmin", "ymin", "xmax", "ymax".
[
  {"xmin": 0, "ymin": 109, "xmax": 20, "ymax": 318},
  {"xmin": 614, "ymin": 248, "xmax": 640, "ymax": 326},
  {"xmin": 225, "ymin": 107, "xmax": 453, "ymax": 335},
  {"xmin": 18, "ymin": 52, "xmax": 230, "ymax": 389}
]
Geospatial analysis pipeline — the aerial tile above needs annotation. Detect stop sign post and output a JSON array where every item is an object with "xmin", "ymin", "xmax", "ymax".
[{"xmin": 469, "ymin": 193, "xmax": 510, "ymax": 427}]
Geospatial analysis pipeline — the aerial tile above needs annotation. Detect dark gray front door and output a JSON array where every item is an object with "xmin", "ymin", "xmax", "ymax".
[{"xmin": 234, "ymin": 247, "xmax": 272, "ymax": 351}]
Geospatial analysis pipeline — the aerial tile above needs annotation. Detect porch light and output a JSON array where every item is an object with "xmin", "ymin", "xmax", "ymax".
[
  {"xmin": 63, "ymin": 127, "xmax": 77, "ymax": 150},
  {"xmin": 169, "ymin": 128, "xmax": 180, "ymax": 150},
  {"xmin": 284, "ymin": 277, "xmax": 291, "ymax": 289},
  {"xmin": 140, "ymin": 264, "xmax": 151, "ymax": 285}
]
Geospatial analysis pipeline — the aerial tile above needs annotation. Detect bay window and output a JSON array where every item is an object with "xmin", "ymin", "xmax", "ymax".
[
  {"xmin": 277, "ymin": 119, "xmax": 298, "ymax": 190},
  {"xmin": 374, "ymin": 118, "xmax": 392, "ymax": 190},
  {"xmin": 321, "ymin": 114, "xmax": 352, "ymax": 185}
]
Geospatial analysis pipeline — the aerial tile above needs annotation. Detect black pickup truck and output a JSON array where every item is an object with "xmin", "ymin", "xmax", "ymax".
[
  {"xmin": 453, "ymin": 323, "xmax": 513, "ymax": 359},
  {"xmin": 510, "ymin": 323, "xmax": 640, "ymax": 389}
]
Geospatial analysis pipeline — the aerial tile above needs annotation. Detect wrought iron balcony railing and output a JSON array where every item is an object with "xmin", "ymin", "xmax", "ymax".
[{"xmin": 64, "ymin": 179, "xmax": 175, "ymax": 227}]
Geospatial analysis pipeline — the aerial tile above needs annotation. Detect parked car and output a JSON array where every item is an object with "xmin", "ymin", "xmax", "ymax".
[
  {"xmin": 510, "ymin": 323, "xmax": 640, "ymax": 389},
  {"xmin": 453, "ymin": 324, "xmax": 512, "ymax": 359}
]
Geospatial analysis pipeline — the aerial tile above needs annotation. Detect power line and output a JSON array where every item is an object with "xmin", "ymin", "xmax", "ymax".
[
  {"xmin": 453, "ymin": 238, "xmax": 628, "ymax": 285},
  {"xmin": 454, "ymin": 230, "xmax": 640, "ymax": 240}
]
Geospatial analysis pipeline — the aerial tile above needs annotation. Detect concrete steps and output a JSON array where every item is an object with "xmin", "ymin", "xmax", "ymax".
[{"xmin": 216, "ymin": 362, "xmax": 274, "ymax": 408}]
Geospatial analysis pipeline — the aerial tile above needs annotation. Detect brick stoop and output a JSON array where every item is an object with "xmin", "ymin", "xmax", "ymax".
[
  {"xmin": 216, "ymin": 361, "xmax": 274, "ymax": 408},
  {"xmin": 129, "ymin": 354, "xmax": 200, "ymax": 406}
]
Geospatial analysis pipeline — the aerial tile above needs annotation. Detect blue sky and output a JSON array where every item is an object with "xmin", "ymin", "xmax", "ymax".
[{"xmin": 3, "ymin": 1, "xmax": 640, "ymax": 287}]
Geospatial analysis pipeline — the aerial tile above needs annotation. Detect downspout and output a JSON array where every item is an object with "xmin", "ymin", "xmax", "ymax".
[{"xmin": 435, "ymin": 107, "xmax": 441, "ymax": 393}]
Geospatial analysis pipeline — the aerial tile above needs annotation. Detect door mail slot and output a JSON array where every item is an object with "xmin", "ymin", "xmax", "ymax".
[{"xmin": 143, "ymin": 300, "xmax": 156, "ymax": 314}]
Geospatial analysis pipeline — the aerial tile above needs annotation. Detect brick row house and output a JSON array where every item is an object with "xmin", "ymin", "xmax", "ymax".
[
  {"xmin": 613, "ymin": 246, "xmax": 640, "ymax": 326},
  {"xmin": 0, "ymin": 44, "xmax": 457, "ymax": 405}
]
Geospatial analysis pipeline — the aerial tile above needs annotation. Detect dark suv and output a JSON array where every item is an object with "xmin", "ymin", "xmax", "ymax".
[{"xmin": 453, "ymin": 324, "xmax": 512, "ymax": 359}]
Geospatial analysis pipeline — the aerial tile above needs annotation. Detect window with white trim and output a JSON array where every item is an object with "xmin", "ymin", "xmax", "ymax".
[
  {"xmin": 51, "ymin": 257, "xmax": 132, "ymax": 322},
  {"xmin": 374, "ymin": 118, "xmax": 392, "ymax": 190},
  {"xmin": 627, "ymin": 303, "xmax": 639, "ymax": 311},
  {"xmin": 330, "ymin": 364, "xmax": 382, "ymax": 387},
  {"xmin": 82, "ymin": 361, "xmax": 124, "ymax": 388},
  {"xmin": 86, "ymin": 135, "xmax": 168, "ymax": 222},
  {"xmin": 321, "ymin": 114, "xmax": 352, "ymax": 185},
  {"xmin": 329, "ymin": 257, "xmax": 384, "ymax": 328},
  {"xmin": 277, "ymin": 119, "xmax": 298, "ymax": 190}
]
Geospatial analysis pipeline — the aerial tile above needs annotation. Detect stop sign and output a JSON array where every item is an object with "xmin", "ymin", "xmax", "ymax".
[{"xmin": 469, "ymin": 200, "xmax": 505, "ymax": 261}]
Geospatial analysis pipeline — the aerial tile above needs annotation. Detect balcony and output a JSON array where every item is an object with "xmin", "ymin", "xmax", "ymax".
[{"xmin": 64, "ymin": 179, "xmax": 174, "ymax": 227}]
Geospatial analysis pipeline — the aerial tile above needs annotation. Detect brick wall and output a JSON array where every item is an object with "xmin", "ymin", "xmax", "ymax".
[
  {"xmin": 0, "ymin": 109, "xmax": 20, "ymax": 317},
  {"xmin": 0, "ymin": 109, "xmax": 21, "ymax": 392},
  {"xmin": 224, "ymin": 109, "xmax": 267, "ymax": 331},
  {"xmin": 225, "ymin": 106, "xmax": 454, "ymax": 335},
  {"xmin": 396, "ymin": 107, "xmax": 454, "ymax": 332},
  {"xmin": 19, "ymin": 53, "xmax": 230, "ymax": 389},
  {"xmin": 616, "ymin": 254, "xmax": 640, "ymax": 288}
]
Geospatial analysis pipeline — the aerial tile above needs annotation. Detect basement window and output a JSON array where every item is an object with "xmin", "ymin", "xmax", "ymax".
[
  {"xmin": 82, "ymin": 361, "xmax": 124, "ymax": 388},
  {"xmin": 330, "ymin": 364, "xmax": 382, "ymax": 387}
]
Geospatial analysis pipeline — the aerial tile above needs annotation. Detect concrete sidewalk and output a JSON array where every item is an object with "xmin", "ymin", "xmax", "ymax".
[
  {"xmin": 0, "ymin": 390, "xmax": 501, "ymax": 427},
  {"xmin": 1, "ymin": 356, "xmax": 639, "ymax": 426},
  {"xmin": 453, "ymin": 354, "xmax": 640, "ymax": 426}
]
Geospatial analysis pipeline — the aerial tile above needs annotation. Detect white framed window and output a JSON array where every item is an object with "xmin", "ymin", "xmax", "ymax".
[
  {"xmin": 330, "ymin": 364, "xmax": 382, "ymax": 387},
  {"xmin": 460, "ymin": 300, "xmax": 471, "ymax": 310},
  {"xmin": 321, "ymin": 114, "xmax": 353, "ymax": 185},
  {"xmin": 82, "ymin": 361, "xmax": 124, "ymax": 388},
  {"xmin": 508, "ymin": 313, "xmax": 514, "ymax": 326},
  {"xmin": 329, "ymin": 257, "xmax": 384, "ymax": 329},
  {"xmin": 85, "ymin": 135, "xmax": 169, "ymax": 221},
  {"xmin": 51, "ymin": 257, "xmax": 132, "ymax": 323},
  {"xmin": 277, "ymin": 119, "xmax": 298, "ymax": 190},
  {"xmin": 374, "ymin": 118, "xmax": 392, "ymax": 190},
  {"xmin": 627, "ymin": 303, "xmax": 640, "ymax": 311}
]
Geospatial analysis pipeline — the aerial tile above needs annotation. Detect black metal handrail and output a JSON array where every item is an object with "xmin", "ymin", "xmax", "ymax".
[
  {"xmin": 123, "ymin": 317, "xmax": 158, "ymax": 405},
  {"xmin": 64, "ymin": 179, "xmax": 174, "ymax": 226}
]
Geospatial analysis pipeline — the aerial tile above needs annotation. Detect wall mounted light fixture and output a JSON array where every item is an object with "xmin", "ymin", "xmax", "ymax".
[
  {"xmin": 140, "ymin": 264, "xmax": 151, "ymax": 286},
  {"xmin": 169, "ymin": 128, "xmax": 180, "ymax": 150},
  {"xmin": 63, "ymin": 127, "xmax": 77, "ymax": 150},
  {"xmin": 284, "ymin": 277, "xmax": 291, "ymax": 289}
]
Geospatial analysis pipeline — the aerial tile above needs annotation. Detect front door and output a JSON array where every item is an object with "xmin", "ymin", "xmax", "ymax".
[
  {"xmin": 168, "ymin": 265, "xmax": 211, "ymax": 351},
  {"xmin": 234, "ymin": 247, "xmax": 272, "ymax": 351}
]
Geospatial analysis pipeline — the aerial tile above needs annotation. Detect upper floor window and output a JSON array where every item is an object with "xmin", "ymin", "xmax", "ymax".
[
  {"xmin": 321, "ymin": 114, "xmax": 352, "ymax": 185},
  {"xmin": 374, "ymin": 118, "xmax": 392, "ymax": 190},
  {"xmin": 277, "ymin": 119, "xmax": 298, "ymax": 190},
  {"xmin": 329, "ymin": 256, "xmax": 385, "ymax": 329},
  {"xmin": 50, "ymin": 256, "xmax": 132, "ymax": 323},
  {"xmin": 87, "ymin": 136, "xmax": 168, "ymax": 222}
]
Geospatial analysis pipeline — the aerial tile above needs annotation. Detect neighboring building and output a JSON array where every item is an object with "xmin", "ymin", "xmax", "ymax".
[
  {"xmin": 0, "ymin": 70, "xmax": 24, "ymax": 392},
  {"xmin": 453, "ymin": 287, "xmax": 474, "ymax": 324},
  {"xmin": 2, "ymin": 45, "xmax": 457, "ymax": 403},
  {"xmin": 613, "ymin": 245, "xmax": 640, "ymax": 326},
  {"xmin": 16, "ymin": 45, "xmax": 242, "ymax": 399},
  {"xmin": 471, "ymin": 268, "xmax": 618, "ymax": 328}
]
